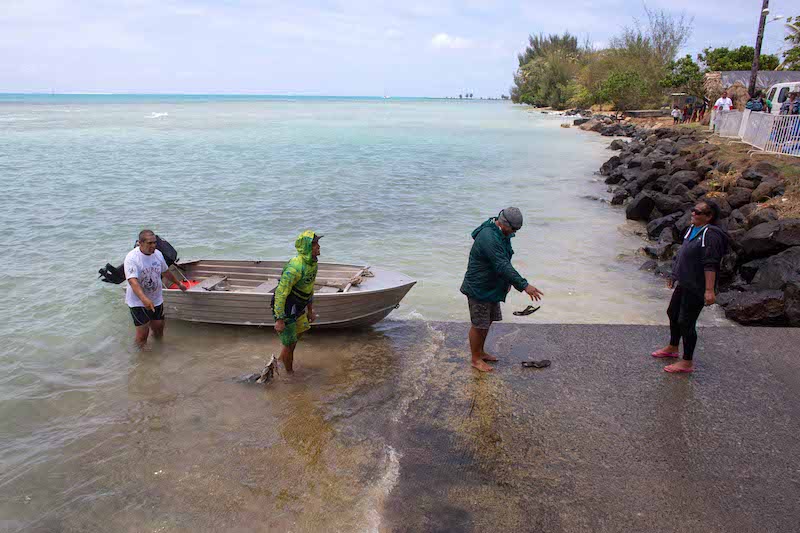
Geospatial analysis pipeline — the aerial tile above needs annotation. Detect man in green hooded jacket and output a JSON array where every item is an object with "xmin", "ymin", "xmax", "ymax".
[
  {"xmin": 272, "ymin": 230, "xmax": 321, "ymax": 373},
  {"xmin": 460, "ymin": 208, "xmax": 543, "ymax": 372}
]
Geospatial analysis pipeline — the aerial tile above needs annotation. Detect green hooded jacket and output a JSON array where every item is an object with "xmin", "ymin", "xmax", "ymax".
[
  {"xmin": 460, "ymin": 218, "xmax": 528, "ymax": 303},
  {"xmin": 272, "ymin": 230, "xmax": 319, "ymax": 320}
]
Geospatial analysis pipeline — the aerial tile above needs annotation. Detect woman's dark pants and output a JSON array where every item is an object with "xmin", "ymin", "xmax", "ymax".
[{"xmin": 667, "ymin": 285, "xmax": 705, "ymax": 360}]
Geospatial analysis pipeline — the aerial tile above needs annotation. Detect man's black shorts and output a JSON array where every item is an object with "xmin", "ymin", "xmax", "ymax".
[{"xmin": 130, "ymin": 304, "xmax": 165, "ymax": 327}]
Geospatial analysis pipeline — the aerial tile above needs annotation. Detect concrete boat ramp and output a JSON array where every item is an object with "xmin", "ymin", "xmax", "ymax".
[{"xmin": 380, "ymin": 322, "xmax": 800, "ymax": 533}]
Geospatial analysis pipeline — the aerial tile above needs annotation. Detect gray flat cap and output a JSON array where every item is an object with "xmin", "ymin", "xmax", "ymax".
[{"xmin": 498, "ymin": 207, "xmax": 523, "ymax": 230}]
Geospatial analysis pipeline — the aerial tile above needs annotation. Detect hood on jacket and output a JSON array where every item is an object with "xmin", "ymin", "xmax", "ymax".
[
  {"xmin": 472, "ymin": 218, "xmax": 514, "ymax": 240},
  {"xmin": 294, "ymin": 230, "xmax": 319, "ymax": 263},
  {"xmin": 684, "ymin": 223, "xmax": 730, "ymax": 247}
]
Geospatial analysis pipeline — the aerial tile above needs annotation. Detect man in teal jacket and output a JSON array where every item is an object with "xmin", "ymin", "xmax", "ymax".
[{"xmin": 460, "ymin": 207, "xmax": 543, "ymax": 372}]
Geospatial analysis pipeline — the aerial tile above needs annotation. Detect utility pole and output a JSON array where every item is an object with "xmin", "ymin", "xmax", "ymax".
[{"xmin": 748, "ymin": 0, "xmax": 769, "ymax": 96}]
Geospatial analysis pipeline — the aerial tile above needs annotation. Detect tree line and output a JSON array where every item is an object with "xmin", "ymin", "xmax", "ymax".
[{"xmin": 511, "ymin": 8, "xmax": 800, "ymax": 111}]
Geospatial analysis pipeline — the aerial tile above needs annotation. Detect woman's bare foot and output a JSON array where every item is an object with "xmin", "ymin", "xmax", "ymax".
[
  {"xmin": 471, "ymin": 359, "xmax": 494, "ymax": 372},
  {"xmin": 481, "ymin": 352, "xmax": 498, "ymax": 362}
]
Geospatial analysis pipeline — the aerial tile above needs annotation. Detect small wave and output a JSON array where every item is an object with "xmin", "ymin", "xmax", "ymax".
[
  {"xmin": 146, "ymin": 112, "xmax": 169, "ymax": 119},
  {"xmin": 391, "ymin": 320, "xmax": 444, "ymax": 423},
  {"xmin": 361, "ymin": 445, "xmax": 401, "ymax": 533}
]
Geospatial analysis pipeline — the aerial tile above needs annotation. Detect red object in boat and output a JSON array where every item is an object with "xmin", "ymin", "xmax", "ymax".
[{"xmin": 168, "ymin": 279, "xmax": 201, "ymax": 290}]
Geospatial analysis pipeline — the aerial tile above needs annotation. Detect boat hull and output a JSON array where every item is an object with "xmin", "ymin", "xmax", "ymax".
[{"xmin": 160, "ymin": 260, "xmax": 415, "ymax": 328}]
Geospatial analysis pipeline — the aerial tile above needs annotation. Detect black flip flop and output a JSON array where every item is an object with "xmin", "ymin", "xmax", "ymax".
[
  {"xmin": 521, "ymin": 360, "xmax": 551, "ymax": 369},
  {"xmin": 513, "ymin": 305, "xmax": 541, "ymax": 316}
]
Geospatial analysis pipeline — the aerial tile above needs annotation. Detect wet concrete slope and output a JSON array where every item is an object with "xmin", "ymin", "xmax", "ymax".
[{"xmin": 383, "ymin": 322, "xmax": 800, "ymax": 533}]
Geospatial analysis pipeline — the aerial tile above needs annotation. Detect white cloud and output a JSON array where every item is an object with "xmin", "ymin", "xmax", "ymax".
[{"xmin": 431, "ymin": 33, "xmax": 472, "ymax": 49}]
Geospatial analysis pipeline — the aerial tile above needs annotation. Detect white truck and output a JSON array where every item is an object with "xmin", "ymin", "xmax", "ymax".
[{"xmin": 765, "ymin": 82, "xmax": 800, "ymax": 115}]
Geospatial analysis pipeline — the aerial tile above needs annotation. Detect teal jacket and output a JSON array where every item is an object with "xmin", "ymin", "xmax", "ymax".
[{"xmin": 460, "ymin": 218, "xmax": 528, "ymax": 303}]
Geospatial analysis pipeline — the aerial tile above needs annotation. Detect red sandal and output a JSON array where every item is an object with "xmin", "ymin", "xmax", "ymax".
[{"xmin": 651, "ymin": 349, "xmax": 679, "ymax": 358}]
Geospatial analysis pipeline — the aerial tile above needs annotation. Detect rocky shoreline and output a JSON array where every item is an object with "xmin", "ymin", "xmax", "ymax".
[{"xmin": 577, "ymin": 116, "xmax": 800, "ymax": 327}]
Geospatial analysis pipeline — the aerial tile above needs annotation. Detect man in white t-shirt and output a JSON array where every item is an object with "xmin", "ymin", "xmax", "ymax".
[
  {"xmin": 714, "ymin": 90, "xmax": 733, "ymax": 111},
  {"xmin": 125, "ymin": 229, "xmax": 186, "ymax": 346},
  {"xmin": 712, "ymin": 90, "xmax": 734, "ymax": 131}
]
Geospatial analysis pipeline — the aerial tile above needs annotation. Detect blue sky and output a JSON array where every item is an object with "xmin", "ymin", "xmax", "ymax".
[{"xmin": 0, "ymin": 0, "xmax": 795, "ymax": 96}]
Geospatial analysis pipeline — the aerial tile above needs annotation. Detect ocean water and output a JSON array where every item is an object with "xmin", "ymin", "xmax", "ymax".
[{"xmin": 0, "ymin": 96, "xmax": 724, "ymax": 531}]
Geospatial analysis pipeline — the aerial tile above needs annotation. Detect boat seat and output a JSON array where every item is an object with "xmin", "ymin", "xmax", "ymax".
[
  {"xmin": 251, "ymin": 280, "xmax": 279, "ymax": 294},
  {"xmin": 191, "ymin": 275, "xmax": 228, "ymax": 291}
]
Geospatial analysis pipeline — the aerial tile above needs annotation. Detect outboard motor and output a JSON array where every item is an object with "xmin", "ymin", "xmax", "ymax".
[{"xmin": 98, "ymin": 235, "xmax": 179, "ymax": 284}]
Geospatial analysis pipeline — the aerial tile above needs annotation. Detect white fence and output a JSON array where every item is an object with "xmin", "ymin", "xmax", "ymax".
[
  {"xmin": 713, "ymin": 110, "xmax": 800, "ymax": 157},
  {"xmin": 717, "ymin": 110, "xmax": 743, "ymax": 138}
]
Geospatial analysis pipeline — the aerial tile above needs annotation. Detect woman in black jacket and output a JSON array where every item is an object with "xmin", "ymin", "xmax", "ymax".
[{"xmin": 651, "ymin": 200, "xmax": 729, "ymax": 373}]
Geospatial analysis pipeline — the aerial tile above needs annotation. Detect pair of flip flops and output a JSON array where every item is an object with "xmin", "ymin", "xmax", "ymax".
[{"xmin": 521, "ymin": 360, "xmax": 551, "ymax": 369}]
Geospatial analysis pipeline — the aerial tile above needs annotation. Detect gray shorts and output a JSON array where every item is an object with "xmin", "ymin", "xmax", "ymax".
[{"xmin": 467, "ymin": 297, "xmax": 502, "ymax": 329}]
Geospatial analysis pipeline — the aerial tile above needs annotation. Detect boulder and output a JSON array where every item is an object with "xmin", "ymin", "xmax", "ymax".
[
  {"xmin": 737, "ymin": 178, "xmax": 757, "ymax": 190},
  {"xmin": 649, "ymin": 175, "xmax": 671, "ymax": 193},
  {"xmin": 747, "ymin": 207, "xmax": 779, "ymax": 228},
  {"xmin": 610, "ymin": 188, "xmax": 630, "ymax": 205},
  {"xmin": 652, "ymin": 159, "xmax": 669, "ymax": 170},
  {"xmin": 717, "ymin": 290, "xmax": 786, "ymax": 325},
  {"xmin": 643, "ymin": 242, "xmax": 672, "ymax": 260},
  {"xmin": 579, "ymin": 118, "xmax": 601, "ymax": 131},
  {"xmin": 636, "ymin": 168, "xmax": 666, "ymax": 188},
  {"xmin": 751, "ymin": 180, "xmax": 784, "ymax": 203},
  {"xmin": 573, "ymin": 118, "xmax": 591, "ymax": 126},
  {"xmin": 727, "ymin": 187, "xmax": 754, "ymax": 209},
  {"xmin": 727, "ymin": 209, "xmax": 747, "ymax": 231},
  {"xmin": 741, "ymin": 257, "xmax": 768, "ymax": 283},
  {"xmin": 669, "ymin": 159, "xmax": 693, "ymax": 174},
  {"xmin": 639, "ymin": 260, "xmax": 658, "ymax": 272},
  {"xmin": 702, "ymin": 195, "xmax": 732, "ymax": 218},
  {"xmin": 646, "ymin": 212, "xmax": 682, "ymax": 240},
  {"xmin": 627, "ymin": 155, "xmax": 645, "ymax": 168},
  {"xmin": 785, "ymin": 282, "xmax": 800, "ymax": 326},
  {"xmin": 669, "ymin": 170, "xmax": 701, "ymax": 189},
  {"xmin": 667, "ymin": 182, "xmax": 691, "ymax": 200},
  {"xmin": 658, "ymin": 226, "xmax": 677, "ymax": 244},
  {"xmin": 751, "ymin": 247, "xmax": 800, "ymax": 290},
  {"xmin": 650, "ymin": 192, "xmax": 689, "ymax": 215},
  {"xmin": 720, "ymin": 250, "xmax": 739, "ymax": 282},
  {"xmin": 654, "ymin": 262, "xmax": 673, "ymax": 278},
  {"xmin": 742, "ymin": 162, "xmax": 781, "ymax": 183},
  {"xmin": 626, "ymin": 192, "xmax": 656, "ymax": 221},
  {"xmin": 648, "ymin": 208, "xmax": 665, "ymax": 222},
  {"xmin": 600, "ymin": 156, "xmax": 622, "ymax": 176},
  {"xmin": 738, "ymin": 202, "xmax": 759, "ymax": 221},
  {"xmin": 655, "ymin": 138, "xmax": 677, "ymax": 154},
  {"xmin": 600, "ymin": 124, "xmax": 624, "ymax": 136},
  {"xmin": 694, "ymin": 162, "xmax": 714, "ymax": 178},
  {"xmin": 675, "ymin": 210, "xmax": 693, "ymax": 234},
  {"xmin": 728, "ymin": 229, "xmax": 747, "ymax": 253},
  {"xmin": 609, "ymin": 139, "xmax": 626, "ymax": 150},
  {"xmin": 604, "ymin": 166, "xmax": 626, "ymax": 185},
  {"xmin": 740, "ymin": 219, "xmax": 800, "ymax": 257}
]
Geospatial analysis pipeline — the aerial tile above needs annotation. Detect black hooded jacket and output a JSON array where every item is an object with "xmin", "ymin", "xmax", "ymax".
[{"xmin": 671, "ymin": 224, "xmax": 729, "ymax": 293}]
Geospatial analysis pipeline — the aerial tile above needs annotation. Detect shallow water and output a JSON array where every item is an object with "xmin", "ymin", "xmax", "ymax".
[{"xmin": 0, "ymin": 97, "xmax": 731, "ymax": 531}]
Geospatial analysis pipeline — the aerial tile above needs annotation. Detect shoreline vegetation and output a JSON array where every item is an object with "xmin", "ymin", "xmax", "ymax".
[
  {"xmin": 576, "ymin": 115, "xmax": 800, "ymax": 326},
  {"xmin": 510, "ymin": 7, "xmax": 797, "ymax": 113}
]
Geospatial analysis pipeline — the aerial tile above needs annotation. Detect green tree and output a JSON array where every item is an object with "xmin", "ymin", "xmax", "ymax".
[
  {"xmin": 697, "ymin": 46, "xmax": 779, "ymax": 71},
  {"xmin": 512, "ymin": 32, "xmax": 588, "ymax": 108},
  {"xmin": 597, "ymin": 70, "xmax": 648, "ymax": 112},
  {"xmin": 660, "ymin": 55, "xmax": 705, "ymax": 96},
  {"xmin": 782, "ymin": 16, "xmax": 800, "ymax": 70}
]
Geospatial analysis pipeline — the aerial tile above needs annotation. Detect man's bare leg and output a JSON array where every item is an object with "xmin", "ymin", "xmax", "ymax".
[
  {"xmin": 135, "ymin": 324, "xmax": 150, "ymax": 347},
  {"xmin": 150, "ymin": 320, "xmax": 165, "ymax": 340},
  {"xmin": 469, "ymin": 326, "xmax": 493, "ymax": 372},
  {"xmin": 280, "ymin": 342, "xmax": 297, "ymax": 373}
]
